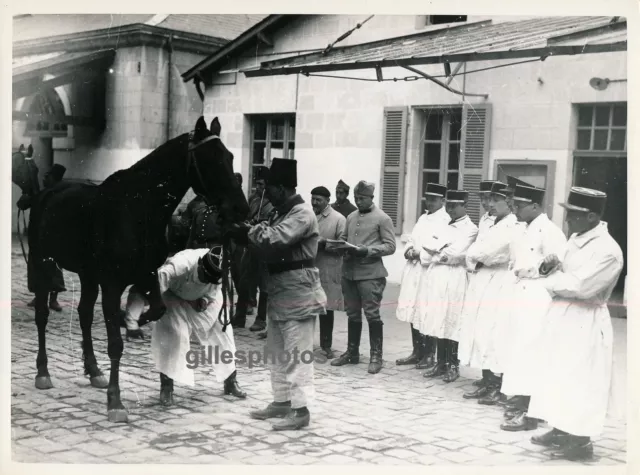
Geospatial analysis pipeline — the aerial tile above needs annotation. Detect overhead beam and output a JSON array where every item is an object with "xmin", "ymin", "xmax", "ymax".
[
  {"xmin": 13, "ymin": 69, "xmax": 103, "ymax": 100},
  {"xmin": 243, "ymin": 42, "xmax": 627, "ymax": 78},
  {"xmin": 12, "ymin": 110, "xmax": 104, "ymax": 128},
  {"xmin": 445, "ymin": 62, "xmax": 464, "ymax": 85}
]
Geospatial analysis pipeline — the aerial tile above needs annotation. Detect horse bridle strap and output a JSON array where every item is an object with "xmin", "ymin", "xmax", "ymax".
[
  {"xmin": 188, "ymin": 134, "xmax": 219, "ymax": 152},
  {"xmin": 186, "ymin": 134, "xmax": 220, "ymax": 203}
]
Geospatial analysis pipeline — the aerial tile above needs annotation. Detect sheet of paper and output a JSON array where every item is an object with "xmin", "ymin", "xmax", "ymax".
[{"xmin": 325, "ymin": 239, "xmax": 359, "ymax": 250}]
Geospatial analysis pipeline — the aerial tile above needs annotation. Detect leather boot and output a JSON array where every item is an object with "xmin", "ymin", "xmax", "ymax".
[
  {"xmin": 396, "ymin": 325, "xmax": 421, "ymax": 365},
  {"xmin": 249, "ymin": 401, "xmax": 291, "ymax": 420},
  {"xmin": 442, "ymin": 340, "xmax": 460, "ymax": 383},
  {"xmin": 415, "ymin": 335, "xmax": 436, "ymax": 369},
  {"xmin": 464, "ymin": 371, "xmax": 493, "ymax": 398},
  {"xmin": 500, "ymin": 411, "xmax": 538, "ymax": 431},
  {"xmin": 49, "ymin": 292, "xmax": 62, "ymax": 312},
  {"xmin": 549, "ymin": 437, "xmax": 593, "ymax": 461},
  {"xmin": 478, "ymin": 374, "xmax": 505, "ymax": 405},
  {"xmin": 27, "ymin": 297, "xmax": 35, "ymax": 308},
  {"xmin": 223, "ymin": 370, "xmax": 247, "ymax": 399},
  {"xmin": 423, "ymin": 338, "xmax": 446, "ymax": 378},
  {"xmin": 250, "ymin": 292, "xmax": 267, "ymax": 331},
  {"xmin": 531, "ymin": 428, "xmax": 571, "ymax": 448},
  {"xmin": 368, "ymin": 320, "xmax": 383, "ymax": 374},
  {"xmin": 159, "ymin": 373, "xmax": 174, "ymax": 406},
  {"xmin": 331, "ymin": 321, "xmax": 362, "ymax": 366},
  {"xmin": 319, "ymin": 311, "xmax": 335, "ymax": 359},
  {"xmin": 271, "ymin": 407, "xmax": 310, "ymax": 431},
  {"xmin": 233, "ymin": 300, "xmax": 247, "ymax": 328}
]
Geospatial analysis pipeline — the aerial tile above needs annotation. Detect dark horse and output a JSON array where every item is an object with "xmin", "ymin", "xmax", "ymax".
[{"xmin": 25, "ymin": 117, "xmax": 249, "ymax": 423}]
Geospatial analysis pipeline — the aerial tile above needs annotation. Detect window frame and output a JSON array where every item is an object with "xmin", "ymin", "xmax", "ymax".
[
  {"xmin": 574, "ymin": 102, "xmax": 627, "ymax": 154},
  {"xmin": 493, "ymin": 159, "xmax": 557, "ymax": 219},
  {"xmin": 416, "ymin": 106, "xmax": 463, "ymax": 219}
]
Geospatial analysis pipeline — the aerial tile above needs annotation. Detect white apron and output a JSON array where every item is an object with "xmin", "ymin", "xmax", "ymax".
[{"xmin": 527, "ymin": 222, "xmax": 623, "ymax": 436}]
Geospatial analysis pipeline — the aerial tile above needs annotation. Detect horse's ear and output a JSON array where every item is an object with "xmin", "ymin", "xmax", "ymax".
[
  {"xmin": 26, "ymin": 144, "xmax": 33, "ymax": 157},
  {"xmin": 195, "ymin": 116, "xmax": 207, "ymax": 136},
  {"xmin": 210, "ymin": 117, "xmax": 221, "ymax": 136}
]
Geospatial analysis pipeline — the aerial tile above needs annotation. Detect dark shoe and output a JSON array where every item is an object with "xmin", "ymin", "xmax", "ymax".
[
  {"xmin": 500, "ymin": 412, "xmax": 538, "ymax": 432},
  {"xmin": 423, "ymin": 362, "xmax": 446, "ymax": 378},
  {"xmin": 49, "ymin": 293, "xmax": 62, "ymax": 312},
  {"xmin": 246, "ymin": 305, "xmax": 255, "ymax": 316},
  {"xmin": 223, "ymin": 371, "xmax": 247, "ymax": 399},
  {"xmin": 321, "ymin": 347, "xmax": 336, "ymax": 360},
  {"xmin": 396, "ymin": 326, "xmax": 421, "ymax": 365},
  {"xmin": 331, "ymin": 321, "xmax": 362, "ymax": 367},
  {"xmin": 27, "ymin": 298, "xmax": 35, "ymax": 308},
  {"xmin": 415, "ymin": 353, "xmax": 436, "ymax": 370},
  {"xmin": 159, "ymin": 373, "xmax": 174, "ymax": 406},
  {"xmin": 549, "ymin": 438, "xmax": 593, "ymax": 461},
  {"xmin": 472, "ymin": 378, "xmax": 486, "ymax": 387},
  {"xmin": 478, "ymin": 389, "xmax": 506, "ymax": 406},
  {"xmin": 249, "ymin": 402, "xmax": 291, "ymax": 420},
  {"xmin": 368, "ymin": 321, "xmax": 383, "ymax": 374},
  {"xmin": 258, "ymin": 331, "xmax": 267, "ymax": 339},
  {"xmin": 464, "ymin": 385, "xmax": 492, "ymax": 399},
  {"xmin": 503, "ymin": 407, "xmax": 522, "ymax": 419},
  {"xmin": 271, "ymin": 408, "xmax": 310, "ymax": 431},
  {"xmin": 250, "ymin": 320, "xmax": 266, "ymax": 332},
  {"xmin": 442, "ymin": 364, "xmax": 459, "ymax": 383},
  {"xmin": 501, "ymin": 395, "xmax": 526, "ymax": 408},
  {"xmin": 531, "ymin": 428, "xmax": 570, "ymax": 448}
]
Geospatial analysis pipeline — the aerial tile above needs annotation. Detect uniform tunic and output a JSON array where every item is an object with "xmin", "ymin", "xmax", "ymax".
[
  {"xmin": 416, "ymin": 215, "xmax": 478, "ymax": 340},
  {"xmin": 143, "ymin": 248, "xmax": 237, "ymax": 386},
  {"xmin": 527, "ymin": 222, "xmax": 623, "ymax": 436},
  {"xmin": 500, "ymin": 213, "xmax": 567, "ymax": 396},
  {"xmin": 315, "ymin": 205, "xmax": 347, "ymax": 311},
  {"xmin": 458, "ymin": 213, "xmax": 518, "ymax": 373},
  {"xmin": 331, "ymin": 199, "xmax": 357, "ymax": 219},
  {"xmin": 396, "ymin": 207, "xmax": 450, "ymax": 325}
]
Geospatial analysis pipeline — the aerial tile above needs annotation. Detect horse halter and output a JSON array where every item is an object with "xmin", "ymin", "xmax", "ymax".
[{"xmin": 186, "ymin": 132, "xmax": 220, "ymax": 204}]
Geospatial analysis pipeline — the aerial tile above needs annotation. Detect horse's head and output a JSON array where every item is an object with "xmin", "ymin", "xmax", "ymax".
[
  {"xmin": 12, "ymin": 144, "xmax": 40, "ymax": 196},
  {"xmin": 187, "ymin": 116, "xmax": 249, "ymax": 224}
]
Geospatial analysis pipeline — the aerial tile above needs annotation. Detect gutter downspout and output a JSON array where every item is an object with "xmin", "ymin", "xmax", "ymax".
[{"xmin": 165, "ymin": 35, "xmax": 173, "ymax": 141}]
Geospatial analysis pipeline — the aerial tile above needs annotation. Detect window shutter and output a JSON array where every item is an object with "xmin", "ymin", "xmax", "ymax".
[
  {"xmin": 459, "ymin": 103, "xmax": 492, "ymax": 224},
  {"xmin": 380, "ymin": 106, "xmax": 408, "ymax": 234}
]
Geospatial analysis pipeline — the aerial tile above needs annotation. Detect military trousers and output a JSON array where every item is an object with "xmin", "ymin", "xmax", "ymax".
[{"xmin": 341, "ymin": 277, "xmax": 386, "ymax": 323}]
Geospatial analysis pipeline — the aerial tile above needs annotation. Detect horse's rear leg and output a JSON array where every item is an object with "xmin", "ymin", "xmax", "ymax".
[
  {"xmin": 101, "ymin": 284, "xmax": 128, "ymax": 423},
  {"xmin": 78, "ymin": 274, "xmax": 108, "ymax": 389},
  {"xmin": 34, "ymin": 290, "xmax": 53, "ymax": 389}
]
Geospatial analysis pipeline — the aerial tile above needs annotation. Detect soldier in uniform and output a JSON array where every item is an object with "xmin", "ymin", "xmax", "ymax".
[{"xmin": 331, "ymin": 179, "xmax": 358, "ymax": 219}]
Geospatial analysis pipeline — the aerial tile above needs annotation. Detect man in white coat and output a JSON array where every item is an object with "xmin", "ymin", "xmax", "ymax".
[
  {"xmin": 526, "ymin": 187, "xmax": 623, "ymax": 461},
  {"xmin": 125, "ymin": 246, "xmax": 246, "ymax": 406},
  {"xmin": 395, "ymin": 183, "xmax": 450, "ymax": 369},
  {"xmin": 311, "ymin": 185, "xmax": 347, "ymax": 360},
  {"xmin": 499, "ymin": 183, "xmax": 567, "ymax": 430},
  {"xmin": 418, "ymin": 189, "xmax": 478, "ymax": 383}
]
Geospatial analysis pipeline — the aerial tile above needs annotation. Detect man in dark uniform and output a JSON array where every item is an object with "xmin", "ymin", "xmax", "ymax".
[
  {"xmin": 331, "ymin": 180, "xmax": 358, "ymax": 219},
  {"xmin": 21, "ymin": 163, "xmax": 67, "ymax": 312}
]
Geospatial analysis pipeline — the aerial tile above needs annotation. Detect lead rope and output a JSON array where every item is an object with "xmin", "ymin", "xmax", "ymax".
[{"xmin": 215, "ymin": 241, "xmax": 234, "ymax": 332}]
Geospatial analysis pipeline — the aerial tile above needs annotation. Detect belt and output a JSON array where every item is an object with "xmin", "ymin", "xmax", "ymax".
[{"xmin": 267, "ymin": 259, "xmax": 316, "ymax": 275}]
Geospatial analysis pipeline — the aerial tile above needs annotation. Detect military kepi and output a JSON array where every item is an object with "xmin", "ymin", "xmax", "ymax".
[
  {"xmin": 559, "ymin": 187, "xmax": 607, "ymax": 215},
  {"xmin": 269, "ymin": 158, "xmax": 297, "ymax": 188},
  {"xmin": 490, "ymin": 181, "xmax": 512, "ymax": 198},
  {"xmin": 446, "ymin": 190, "xmax": 468, "ymax": 203},
  {"xmin": 479, "ymin": 180, "xmax": 498, "ymax": 193},
  {"xmin": 513, "ymin": 184, "xmax": 545, "ymax": 204},
  {"xmin": 424, "ymin": 183, "xmax": 447, "ymax": 197}
]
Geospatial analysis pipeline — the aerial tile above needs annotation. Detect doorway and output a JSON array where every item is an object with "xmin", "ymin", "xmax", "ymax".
[{"xmin": 573, "ymin": 156, "xmax": 627, "ymax": 289}]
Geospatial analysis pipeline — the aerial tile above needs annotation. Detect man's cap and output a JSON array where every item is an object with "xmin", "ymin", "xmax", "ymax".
[
  {"xmin": 445, "ymin": 190, "xmax": 468, "ymax": 203},
  {"xmin": 47, "ymin": 164, "xmax": 66, "ymax": 181},
  {"xmin": 559, "ymin": 187, "xmax": 607, "ymax": 215},
  {"xmin": 512, "ymin": 184, "xmax": 545, "ymax": 204},
  {"xmin": 490, "ymin": 181, "xmax": 513, "ymax": 199},
  {"xmin": 479, "ymin": 180, "xmax": 499, "ymax": 193},
  {"xmin": 336, "ymin": 179, "xmax": 350, "ymax": 192},
  {"xmin": 354, "ymin": 180, "xmax": 375, "ymax": 197},
  {"xmin": 311, "ymin": 186, "xmax": 331, "ymax": 198},
  {"xmin": 424, "ymin": 183, "xmax": 447, "ymax": 197},
  {"xmin": 268, "ymin": 158, "xmax": 297, "ymax": 188},
  {"xmin": 253, "ymin": 165, "xmax": 270, "ymax": 182}
]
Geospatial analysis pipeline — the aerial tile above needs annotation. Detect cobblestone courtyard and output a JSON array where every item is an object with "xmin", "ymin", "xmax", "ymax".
[{"xmin": 9, "ymin": 241, "xmax": 627, "ymax": 466}]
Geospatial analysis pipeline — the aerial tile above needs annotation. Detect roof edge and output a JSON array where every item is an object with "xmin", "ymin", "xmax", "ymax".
[
  {"xmin": 13, "ymin": 23, "xmax": 229, "ymax": 57},
  {"xmin": 181, "ymin": 14, "xmax": 296, "ymax": 82}
]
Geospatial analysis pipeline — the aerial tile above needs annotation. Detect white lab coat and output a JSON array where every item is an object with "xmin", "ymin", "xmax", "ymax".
[
  {"xmin": 500, "ymin": 214, "xmax": 567, "ymax": 396},
  {"xmin": 416, "ymin": 215, "xmax": 478, "ymax": 340},
  {"xmin": 145, "ymin": 248, "xmax": 237, "ymax": 386},
  {"xmin": 458, "ymin": 213, "xmax": 518, "ymax": 373},
  {"xmin": 396, "ymin": 207, "xmax": 450, "ymax": 325},
  {"xmin": 527, "ymin": 222, "xmax": 623, "ymax": 436}
]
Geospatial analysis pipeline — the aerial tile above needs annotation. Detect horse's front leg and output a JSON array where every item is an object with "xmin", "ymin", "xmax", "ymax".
[
  {"xmin": 78, "ymin": 273, "xmax": 108, "ymax": 388},
  {"xmin": 138, "ymin": 273, "xmax": 167, "ymax": 327},
  {"xmin": 101, "ymin": 283, "xmax": 128, "ymax": 423},
  {"xmin": 34, "ymin": 290, "xmax": 53, "ymax": 389}
]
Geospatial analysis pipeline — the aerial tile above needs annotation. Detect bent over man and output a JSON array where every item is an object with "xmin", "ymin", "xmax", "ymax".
[{"xmin": 125, "ymin": 247, "xmax": 246, "ymax": 405}]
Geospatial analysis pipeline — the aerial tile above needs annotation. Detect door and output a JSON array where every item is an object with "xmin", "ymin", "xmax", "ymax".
[{"xmin": 573, "ymin": 156, "xmax": 627, "ymax": 288}]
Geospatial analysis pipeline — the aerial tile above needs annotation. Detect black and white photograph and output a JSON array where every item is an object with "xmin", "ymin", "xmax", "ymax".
[{"xmin": 4, "ymin": 2, "xmax": 635, "ymax": 469}]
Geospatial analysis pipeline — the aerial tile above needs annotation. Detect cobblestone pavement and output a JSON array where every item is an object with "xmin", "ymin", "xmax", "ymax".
[{"xmin": 10, "ymin": 242, "xmax": 627, "ymax": 466}]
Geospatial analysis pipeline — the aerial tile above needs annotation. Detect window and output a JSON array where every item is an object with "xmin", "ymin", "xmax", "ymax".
[
  {"xmin": 416, "ymin": 15, "xmax": 467, "ymax": 28},
  {"xmin": 249, "ymin": 114, "xmax": 296, "ymax": 190},
  {"xmin": 494, "ymin": 160, "xmax": 556, "ymax": 219},
  {"xmin": 418, "ymin": 107, "xmax": 463, "ymax": 214},
  {"xmin": 576, "ymin": 103, "xmax": 627, "ymax": 152}
]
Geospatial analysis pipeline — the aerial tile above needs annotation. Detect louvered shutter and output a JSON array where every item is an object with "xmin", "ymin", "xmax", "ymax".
[
  {"xmin": 459, "ymin": 103, "xmax": 492, "ymax": 224},
  {"xmin": 380, "ymin": 106, "xmax": 408, "ymax": 234}
]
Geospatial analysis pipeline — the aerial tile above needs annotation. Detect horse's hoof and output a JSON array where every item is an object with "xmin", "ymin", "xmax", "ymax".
[
  {"xmin": 107, "ymin": 409, "xmax": 129, "ymax": 423},
  {"xmin": 35, "ymin": 376, "xmax": 53, "ymax": 390},
  {"xmin": 90, "ymin": 375, "xmax": 109, "ymax": 389},
  {"xmin": 126, "ymin": 329, "xmax": 145, "ymax": 341}
]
